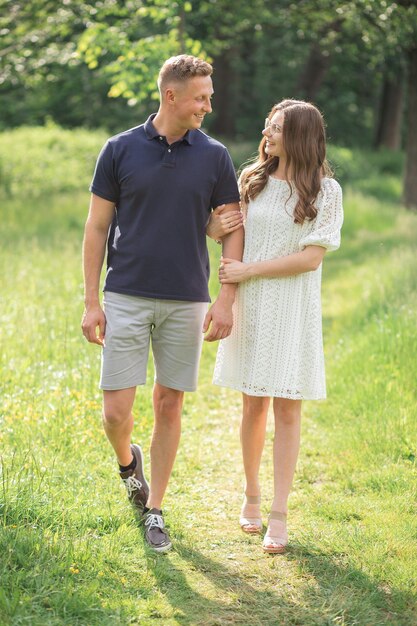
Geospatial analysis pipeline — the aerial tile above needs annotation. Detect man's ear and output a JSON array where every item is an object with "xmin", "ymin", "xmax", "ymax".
[{"xmin": 165, "ymin": 87, "xmax": 176, "ymax": 105}]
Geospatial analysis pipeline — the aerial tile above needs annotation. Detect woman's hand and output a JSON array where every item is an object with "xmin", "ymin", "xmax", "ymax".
[
  {"xmin": 219, "ymin": 257, "xmax": 253, "ymax": 283},
  {"xmin": 206, "ymin": 204, "xmax": 243, "ymax": 241}
]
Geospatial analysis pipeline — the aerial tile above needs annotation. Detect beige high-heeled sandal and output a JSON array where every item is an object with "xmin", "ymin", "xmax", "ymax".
[
  {"xmin": 262, "ymin": 511, "xmax": 288, "ymax": 553},
  {"xmin": 239, "ymin": 495, "xmax": 262, "ymax": 534}
]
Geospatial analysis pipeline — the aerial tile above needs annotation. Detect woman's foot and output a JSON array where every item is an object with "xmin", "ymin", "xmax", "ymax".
[
  {"xmin": 239, "ymin": 495, "xmax": 262, "ymax": 534},
  {"xmin": 262, "ymin": 511, "xmax": 288, "ymax": 553}
]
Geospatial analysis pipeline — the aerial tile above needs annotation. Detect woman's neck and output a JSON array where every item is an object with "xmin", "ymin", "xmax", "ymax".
[{"xmin": 271, "ymin": 158, "xmax": 292, "ymax": 181}]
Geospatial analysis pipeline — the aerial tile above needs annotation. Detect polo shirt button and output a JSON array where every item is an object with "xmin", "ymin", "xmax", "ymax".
[
  {"xmin": 168, "ymin": 149, "xmax": 171, "ymax": 153},
  {"xmin": 159, "ymin": 136, "xmax": 163, "ymax": 140}
]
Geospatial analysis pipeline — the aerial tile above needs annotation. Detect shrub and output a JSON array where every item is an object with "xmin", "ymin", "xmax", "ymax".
[
  {"xmin": 0, "ymin": 125, "xmax": 107, "ymax": 199},
  {"xmin": 0, "ymin": 126, "xmax": 405, "ymax": 204}
]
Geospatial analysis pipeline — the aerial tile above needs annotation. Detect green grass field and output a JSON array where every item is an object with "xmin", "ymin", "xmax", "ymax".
[{"xmin": 0, "ymin": 129, "xmax": 416, "ymax": 625}]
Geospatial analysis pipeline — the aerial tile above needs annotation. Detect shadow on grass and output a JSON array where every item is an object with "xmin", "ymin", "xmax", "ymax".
[
  {"xmin": 285, "ymin": 541, "xmax": 415, "ymax": 625},
  {"xmin": 145, "ymin": 537, "xmax": 415, "ymax": 626},
  {"xmin": 0, "ymin": 523, "xmax": 134, "ymax": 626},
  {"xmin": 146, "ymin": 539, "xmax": 293, "ymax": 626},
  {"xmin": 1, "ymin": 499, "xmax": 415, "ymax": 626}
]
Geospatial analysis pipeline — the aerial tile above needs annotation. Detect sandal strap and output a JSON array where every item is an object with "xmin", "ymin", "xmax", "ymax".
[
  {"xmin": 245, "ymin": 495, "xmax": 261, "ymax": 504},
  {"xmin": 269, "ymin": 511, "xmax": 287, "ymax": 522},
  {"xmin": 240, "ymin": 516, "xmax": 262, "ymax": 524}
]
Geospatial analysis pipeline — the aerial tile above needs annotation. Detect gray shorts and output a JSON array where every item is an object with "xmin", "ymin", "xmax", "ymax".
[{"xmin": 100, "ymin": 291, "xmax": 208, "ymax": 392}]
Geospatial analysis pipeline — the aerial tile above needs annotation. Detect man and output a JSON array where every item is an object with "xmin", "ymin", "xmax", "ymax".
[{"xmin": 81, "ymin": 55, "xmax": 243, "ymax": 552}]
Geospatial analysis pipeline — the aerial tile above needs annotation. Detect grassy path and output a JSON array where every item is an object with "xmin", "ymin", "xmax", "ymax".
[{"xmin": 0, "ymin": 188, "xmax": 416, "ymax": 625}]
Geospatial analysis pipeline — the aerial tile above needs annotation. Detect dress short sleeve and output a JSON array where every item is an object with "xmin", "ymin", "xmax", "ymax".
[{"xmin": 299, "ymin": 178, "xmax": 343, "ymax": 252}]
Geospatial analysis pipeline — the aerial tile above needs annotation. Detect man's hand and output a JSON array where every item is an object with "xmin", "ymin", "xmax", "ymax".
[
  {"xmin": 202, "ymin": 297, "xmax": 234, "ymax": 342},
  {"xmin": 81, "ymin": 304, "xmax": 106, "ymax": 346},
  {"xmin": 206, "ymin": 204, "xmax": 243, "ymax": 241}
]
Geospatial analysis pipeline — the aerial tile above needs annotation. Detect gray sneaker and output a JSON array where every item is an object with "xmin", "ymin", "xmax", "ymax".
[
  {"xmin": 143, "ymin": 508, "xmax": 172, "ymax": 553},
  {"xmin": 120, "ymin": 444, "xmax": 149, "ymax": 516}
]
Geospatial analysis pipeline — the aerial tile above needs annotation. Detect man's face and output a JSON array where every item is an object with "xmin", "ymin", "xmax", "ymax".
[{"xmin": 170, "ymin": 75, "xmax": 213, "ymax": 132}]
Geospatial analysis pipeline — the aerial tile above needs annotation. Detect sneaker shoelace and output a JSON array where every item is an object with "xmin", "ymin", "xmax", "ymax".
[
  {"xmin": 122, "ymin": 475, "xmax": 143, "ymax": 497},
  {"xmin": 144, "ymin": 513, "xmax": 164, "ymax": 530}
]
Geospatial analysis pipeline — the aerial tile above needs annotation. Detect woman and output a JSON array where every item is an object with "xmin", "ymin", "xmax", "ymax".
[{"xmin": 212, "ymin": 99, "xmax": 343, "ymax": 553}]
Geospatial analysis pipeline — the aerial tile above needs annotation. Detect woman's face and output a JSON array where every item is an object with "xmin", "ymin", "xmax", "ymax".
[{"xmin": 262, "ymin": 111, "xmax": 285, "ymax": 158}]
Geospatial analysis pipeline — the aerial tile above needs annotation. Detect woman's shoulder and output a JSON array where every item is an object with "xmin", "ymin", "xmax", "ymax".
[
  {"xmin": 238, "ymin": 164, "xmax": 255, "ymax": 183},
  {"xmin": 321, "ymin": 177, "xmax": 342, "ymax": 195}
]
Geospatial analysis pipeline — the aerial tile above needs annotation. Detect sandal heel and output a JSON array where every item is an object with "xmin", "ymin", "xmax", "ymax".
[
  {"xmin": 262, "ymin": 511, "xmax": 288, "ymax": 553},
  {"xmin": 239, "ymin": 495, "xmax": 262, "ymax": 534}
]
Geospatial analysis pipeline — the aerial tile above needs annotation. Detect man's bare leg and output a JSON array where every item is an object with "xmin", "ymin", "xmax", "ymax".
[
  {"xmin": 147, "ymin": 383, "xmax": 184, "ymax": 510},
  {"xmin": 102, "ymin": 387, "xmax": 136, "ymax": 466}
]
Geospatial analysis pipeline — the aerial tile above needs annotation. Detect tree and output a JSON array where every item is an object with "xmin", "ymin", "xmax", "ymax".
[
  {"xmin": 1, "ymin": 0, "xmax": 416, "ymax": 205},
  {"xmin": 403, "ymin": 45, "xmax": 417, "ymax": 209},
  {"xmin": 374, "ymin": 67, "xmax": 404, "ymax": 150},
  {"xmin": 0, "ymin": 0, "xmax": 144, "ymax": 130},
  {"xmin": 77, "ymin": 0, "xmax": 206, "ymax": 106}
]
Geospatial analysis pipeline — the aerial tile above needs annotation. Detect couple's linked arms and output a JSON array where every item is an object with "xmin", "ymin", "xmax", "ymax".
[
  {"xmin": 207, "ymin": 205, "xmax": 328, "ymax": 283},
  {"xmin": 203, "ymin": 202, "xmax": 244, "ymax": 342},
  {"xmin": 218, "ymin": 246, "xmax": 326, "ymax": 284}
]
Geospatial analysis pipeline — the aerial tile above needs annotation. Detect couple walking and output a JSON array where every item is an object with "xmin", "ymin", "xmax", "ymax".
[{"xmin": 81, "ymin": 55, "xmax": 343, "ymax": 554}]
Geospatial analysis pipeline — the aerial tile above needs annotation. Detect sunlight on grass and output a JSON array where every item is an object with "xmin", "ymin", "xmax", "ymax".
[{"xmin": 1, "ymin": 140, "xmax": 416, "ymax": 624}]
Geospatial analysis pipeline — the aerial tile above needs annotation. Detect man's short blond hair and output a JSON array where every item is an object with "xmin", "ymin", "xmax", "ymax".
[{"xmin": 158, "ymin": 55, "xmax": 213, "ymax": 94}]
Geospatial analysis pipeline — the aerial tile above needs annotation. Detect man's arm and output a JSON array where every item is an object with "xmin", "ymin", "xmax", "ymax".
[
  {"xmin": 81, "ymin": 194, "xmax": 116, "ymax": 345},
  {"xmin": 203, "ymin": 201, "xmax": 244, "ymax": 342}
]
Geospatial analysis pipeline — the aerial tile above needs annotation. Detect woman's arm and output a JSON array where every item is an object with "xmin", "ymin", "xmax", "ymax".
[{"xmin": 219, "ymin": 245, "xmax": 326, "ymax": 284}]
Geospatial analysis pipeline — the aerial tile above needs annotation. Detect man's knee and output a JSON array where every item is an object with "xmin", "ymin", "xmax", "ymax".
[
  {"xmin": 102, "ymin": 406, "xmax": 131, "ymax": 427},
  {"xmin": 102, "ymin": 388, "xmax": 135, "ymax": 426},
  {"xmin": 154, "ymin": 384, "xmax": 184, "ymax": 417}
]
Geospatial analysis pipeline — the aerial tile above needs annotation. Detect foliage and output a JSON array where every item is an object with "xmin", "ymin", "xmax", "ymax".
[
  {"xmin": 327, "ymin": 145, "xmax": 405, "ymax": 201},
  {"xmin": 0, "ymin": 125, "xmax": 107, "ymax": 198},
  {"xmin": 0, "ymin": 1, "xmax": 416, "ymax": 147},
  {"xmin": 0, "ymin": 126, "xmax": 406, "ymax": 211},
  {"xmin": 77, "ymin": 1, "xmax": 206, "ymax": 106},
  {"xmin": 0, "ymin": 0, "xmax": 143, "ymax": 131}
]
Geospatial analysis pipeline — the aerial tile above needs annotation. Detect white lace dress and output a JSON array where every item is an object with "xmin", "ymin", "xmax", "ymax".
[{"xmin": 213, "ymin": 176, "xmax": 343, "ymax": 399}]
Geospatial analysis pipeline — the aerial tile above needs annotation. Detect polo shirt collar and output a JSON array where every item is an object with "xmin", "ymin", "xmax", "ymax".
[{"xmin": 144, "ymin": 113, "xmax": 195, "ymax": 145}]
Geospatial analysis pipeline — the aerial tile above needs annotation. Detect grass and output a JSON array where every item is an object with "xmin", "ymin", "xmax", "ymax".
[
  {"xmin": 0, "ymin": 129, "xmax": 416, "ymax": 625},
  {"xmin": 0, "ymin": 125, "xmax": 107, "ymax": 199}
]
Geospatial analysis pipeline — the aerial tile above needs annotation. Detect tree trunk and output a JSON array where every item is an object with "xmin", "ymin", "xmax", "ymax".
[
  {"xmin": 296, "ymin": 41, "xmax": 332, "ymax": 101},
  {"xmin": 374, "ymin": 69, "xmax": 404, "ymax": 150},
  {"xmin": 403, "ymin": 46, "xmax": 417, "ymax": 210},
  {"xmin": 210, "ymin": 50, "xmax": 236, "ymax": 138}
]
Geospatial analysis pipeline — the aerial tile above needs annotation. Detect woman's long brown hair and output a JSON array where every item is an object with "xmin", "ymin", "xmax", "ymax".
[{"xmin": 240, "ymin": 99, "xmax": 333, "ymax": 224}]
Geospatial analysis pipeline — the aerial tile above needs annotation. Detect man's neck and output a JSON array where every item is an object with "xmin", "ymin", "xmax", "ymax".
[{"xmin": 152, "ymin": 112, "xmax": 187, "ymax": 145}]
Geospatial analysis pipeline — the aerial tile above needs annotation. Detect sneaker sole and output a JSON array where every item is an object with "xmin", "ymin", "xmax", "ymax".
[{"xmin": 148, "ymin": 541, "xmax": 172, "ymax": 553}]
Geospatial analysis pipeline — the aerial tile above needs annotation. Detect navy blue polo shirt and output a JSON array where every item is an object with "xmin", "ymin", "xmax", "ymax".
[{"xmin": 90, "ymin": 114, "xmax": 239, "ymax": 302}]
